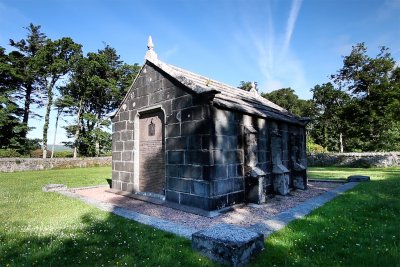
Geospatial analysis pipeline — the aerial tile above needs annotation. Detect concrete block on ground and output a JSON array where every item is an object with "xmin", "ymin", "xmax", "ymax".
[
  {"xmin": 347, "ymin": 175, "xmax": 370, "ymax": 182},
  {"xmin": 192, "ymin": 223, "xmax": 264, "ymax": 266}
]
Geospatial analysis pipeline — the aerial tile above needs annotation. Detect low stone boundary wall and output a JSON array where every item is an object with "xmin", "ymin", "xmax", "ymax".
[
  {"xmin": 0, "ymin": 157, "xmax": 112, "ymax": 172},
  {"xmin": 308, "ymin": 152, "xmax": 400, "ymax": 167}
]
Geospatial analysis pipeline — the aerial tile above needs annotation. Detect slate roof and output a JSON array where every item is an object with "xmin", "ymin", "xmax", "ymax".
[{"xmin": 147, "ymin": 58, "xmax": 306, "ymax": 125}]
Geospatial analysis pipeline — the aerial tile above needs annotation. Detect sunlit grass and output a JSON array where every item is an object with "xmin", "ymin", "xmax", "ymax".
[
  {"xmin": 252, "ymin": 167, "xmax": 400, "ymax": 266},
  {"xmin": 307, "ymin": 166, "xmax": 399, "ymax": 180},
  {"xmin": 0, "ymin": 167, "xmax": 214, "ymax": 266},
  {"xmin": 1, "ymin": 166, "xmax": 399, "ymax": 266}
]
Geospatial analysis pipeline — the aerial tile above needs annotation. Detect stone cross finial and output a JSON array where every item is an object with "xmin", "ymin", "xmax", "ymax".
[
  {"xmin": 249, "ymin": 82, "xmax": 258, "ymax": 96},
  {"xmin": 147, "ymin": 36, "xmax": 154, "ymax": 50},
  {"xmin": 145, "ymin": 35, "xmax": 158, "ymax": 61}
]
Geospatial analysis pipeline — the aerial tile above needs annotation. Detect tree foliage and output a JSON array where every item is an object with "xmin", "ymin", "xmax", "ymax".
[
  {"xmin": 0, "ymin": 46, "xmax": 27, "ymax": 150},
  {"xmin": 328, "ymin": 43, "xmax": 400, "ymax": 151},
  {"xmin": 262, "ymin": 88, "xmax": 315, "ymax": 117},
  {"xmin": 61, "ymin": 45, "xmax": 140, "ymax": 157},
  {"xmin": 0, "ymin": 24, "xmax": 139, "ymax": 157},
  {"xmin": 238, "ymin": 81, "xmax": 254, "ymax": 91}
]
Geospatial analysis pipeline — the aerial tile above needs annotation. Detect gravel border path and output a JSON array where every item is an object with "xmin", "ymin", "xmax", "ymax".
[{"xmin": 59, "ymin": 181, "xmax": 359, "ymax": 239}]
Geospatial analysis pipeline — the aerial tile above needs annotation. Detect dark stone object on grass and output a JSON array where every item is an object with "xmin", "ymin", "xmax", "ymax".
[
  {"xmin": 42, "ymin": 184, "xmax": 67, "ymax": 192},
  {"xmin": 347, "ymin": 175, "xmax": 370, "ymax": 182},
  {"xmin": 192, "ymin": 223, "xmax": 264, "ymax": 266}
]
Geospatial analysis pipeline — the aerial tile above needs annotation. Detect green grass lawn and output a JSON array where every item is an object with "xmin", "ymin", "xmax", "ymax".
[
  {"xmin": 251, "ymin": 167, "xmax": 400, "ymax": 266},
  {"xmin": 0, "ymin": 167, "xmax": 214, "ymax": 266},
  {"xmin": 0, "ymin": 167, "xmax": 399, "ymax": 266}
]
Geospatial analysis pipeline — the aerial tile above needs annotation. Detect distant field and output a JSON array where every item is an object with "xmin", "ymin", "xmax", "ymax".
[{"xmin": 47, "ymin": 144, "xmax": 73, "ymax": 152}]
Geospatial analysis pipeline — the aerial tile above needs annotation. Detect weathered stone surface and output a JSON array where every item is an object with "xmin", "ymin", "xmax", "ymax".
[
  {"xmin": 168, "ymin": 151, "xmax": 184, "ymax": 164},
  {"xmin": 0, "ymin": 157, "xmax": 111, "ymax": 173},
  {"xmin": 245, "ymin": 167, "xmax": 267, "ymax": 204},
  {"xmin": 110, "ymin": 53, "xmax": 310, "ymax": 212},
  {"xmin": 192, "ymin": 224, "xmax": 264, "ymax": 266},
  {"xmin": 273, "ymin": 173, "xmax": 289, "ymax": 196},
  {"xmin": 347, "ymin": 175, "xmax": 370, "ymax": 182},
  {"xmin": 308, "ymin": 152, "xmax": 400, "ymax": 168}
]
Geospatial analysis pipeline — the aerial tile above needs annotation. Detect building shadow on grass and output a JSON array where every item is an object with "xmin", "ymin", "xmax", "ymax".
[{"xmin": 0, "ymin": 199, "xmax": 216, "ymax": 266}]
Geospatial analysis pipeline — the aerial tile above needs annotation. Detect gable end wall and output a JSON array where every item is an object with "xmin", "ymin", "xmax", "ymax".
[{"xmin": 112, "ymin": 63, "xmax": 215, "ymax": 210}]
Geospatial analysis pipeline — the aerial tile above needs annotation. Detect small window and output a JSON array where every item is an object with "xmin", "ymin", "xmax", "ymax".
[{"xmin": 148, "ymin": 119, "xmax": 155, "ymax": 136}]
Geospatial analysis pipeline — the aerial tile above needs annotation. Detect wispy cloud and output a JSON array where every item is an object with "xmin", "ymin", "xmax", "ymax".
[
  {"xmin": 283, "ymin": 0, "xmax": 302, "ymax": 55},
  {"xmin": 233, "ymin": 0, "xmax": 306, "ymax": 93},
  {"xmin": 162, "ymin": 45, "xmax": 180, "ymax": 60},
  {"xmin": 377, "ymin": 0, "xmax": 400, "ymax": 21}
]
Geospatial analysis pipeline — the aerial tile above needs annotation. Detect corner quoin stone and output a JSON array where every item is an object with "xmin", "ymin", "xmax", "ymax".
[{"xmin": 192, "ymin": 224, "xmax": 264, "ymax": 266}]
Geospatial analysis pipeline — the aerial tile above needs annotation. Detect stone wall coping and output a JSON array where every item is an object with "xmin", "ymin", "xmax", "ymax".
[
  {"xmin": 0, "ymin": 156, "xmax": 112, "ymax": 162},
  {"xmin": 308, "ymin": 152, "xmax": 400, "ymax": 156}
]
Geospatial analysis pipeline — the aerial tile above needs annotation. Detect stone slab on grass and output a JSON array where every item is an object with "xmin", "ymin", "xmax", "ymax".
[
  {"xmin": 192, "ymin": 223, "xmax": 264, "ymax": 266},
  {"xmin": 347, "ymin": 175, "xmax": 370, "ymax": 182},
  {"xmin": 42, "ymin": 184, "xmax": 67, "ymax": 192}
]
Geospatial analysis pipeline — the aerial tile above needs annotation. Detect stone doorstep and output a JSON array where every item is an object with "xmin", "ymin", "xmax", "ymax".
[{"xmin": 192, "ymin": 223, "xmax": 264, "ymax": 267}]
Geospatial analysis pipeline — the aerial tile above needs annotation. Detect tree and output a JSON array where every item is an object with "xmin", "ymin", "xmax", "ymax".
[
  {"xmin": 238, "ymin": 81, "xmax": 254, "ymax": 91},
  {"xmin": 35, "ymin": 37, "xmax": 82, "ymax": 158},
  {"xmin": 262, "ymin": 88, "xmax": 315, "ymax": 117},
  {"xmin": 331, "ymin": 43, "xmax": 400, "ymax": 151},
  {"xmin": 8, "ymin": 24, "xmax": 46, "ymax": 138},
  {"xmin": 311, "ymin": 83, "xmax": 349, "ymax": 152},
  {"xmin": 61, "ymin": 45, "xmax": 140, "ymax": 157},
  {"xmin": 0, "ymin": 46, "xmax": 27, "ymax": 150},
  {"xmin": 50, "ymin": 95, "xmax": 75, "ymax": 158}
]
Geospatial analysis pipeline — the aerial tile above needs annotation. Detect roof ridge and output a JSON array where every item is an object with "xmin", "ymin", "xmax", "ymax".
[{"xmin": 146, "ymin": 57, "xmax": 302, "ymax": 124}]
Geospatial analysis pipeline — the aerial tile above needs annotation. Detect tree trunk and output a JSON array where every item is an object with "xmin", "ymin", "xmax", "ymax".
[
  {"xmin": 73, "ymin": 99, "xmax": 83, "ymax": 158},
  {"xmin": 51, "ymin": 110, "xmax": 61, "ymax": 158},
  {"xmin": 95, "ymin": 112, "xmax": 101, "ymax": 157},
  {"xmin": 22, "ymin": 83, "xmax": 33, "ymax": 137},
  {"xmin": 42, "ymin": 85, "xmax": 53, "ymax": 159},
  {"xmin": 339, "ymin": 132, "xmax": 344, "ymax": 153}
]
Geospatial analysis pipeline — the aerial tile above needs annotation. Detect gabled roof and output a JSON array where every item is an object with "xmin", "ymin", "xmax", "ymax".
[
  {"xmin": 115, "ymin": 37, "xmax": 307, "ymax": 125},
  {"xmin": 146, "ymin": 58, "xmax": 306, "ymax": 125}
]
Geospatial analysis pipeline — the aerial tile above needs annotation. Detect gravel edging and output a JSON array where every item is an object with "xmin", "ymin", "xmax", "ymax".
[{"xmin": 57, "ymin": 181, "xmax": 359, "ymax": 240}]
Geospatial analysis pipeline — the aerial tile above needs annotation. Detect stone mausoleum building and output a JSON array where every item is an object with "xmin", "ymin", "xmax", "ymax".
[{"xmin": 111, "ymin": 37, "xmax": 309, "ymax": 212}]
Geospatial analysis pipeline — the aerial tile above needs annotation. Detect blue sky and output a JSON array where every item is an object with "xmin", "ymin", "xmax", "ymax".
[{"xmin": 1, "ymin": 0, "xmax": 399, "ymax": 143}]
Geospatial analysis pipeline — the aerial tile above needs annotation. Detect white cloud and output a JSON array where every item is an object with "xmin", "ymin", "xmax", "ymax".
[
  {"xmin": 282, "ymin": 0, "xmax": 302, "ymax": 55},
  {"xmin": 233, "ymin": 0, "xmax": 306, "ymax": 94}
]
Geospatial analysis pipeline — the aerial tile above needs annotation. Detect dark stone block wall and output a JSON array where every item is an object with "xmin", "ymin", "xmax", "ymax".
[
  {"xmin": 112, "ymin": 63, "xmax": 215, "ymax": 210},
  {"xmin": 208, "ymin": 108, "xmax": 276, "ymax": 210},
  {"xmin": 112, "ymin": 61, "xmax": 308, "ymax": 211}
]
